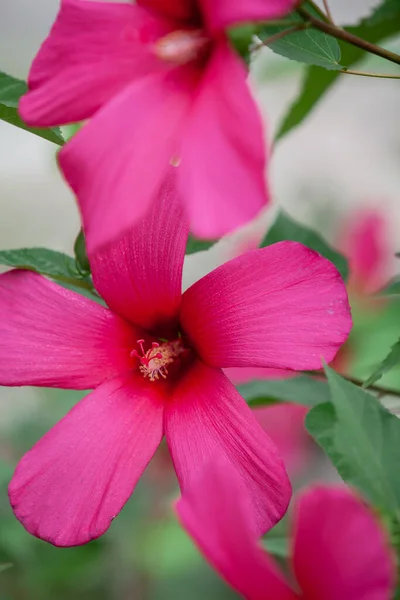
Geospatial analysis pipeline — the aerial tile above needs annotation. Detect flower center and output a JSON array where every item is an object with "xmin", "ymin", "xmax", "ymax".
[
  {"xmin": 154, "ymin": 29, "xmax": 210, "ymax": 65},
  {"xmin": 131, "ymin": 338, "xmax": 185, "ymax": 382}
]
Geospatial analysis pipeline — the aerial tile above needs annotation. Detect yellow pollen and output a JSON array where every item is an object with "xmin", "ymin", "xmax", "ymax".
[
  {"xmin": 154, "ymin": 29, "xmax": 209, "ymax": 65},
  {"xmin": 133, "ymin": 340, "xmax": 184, "ymax": 382}
]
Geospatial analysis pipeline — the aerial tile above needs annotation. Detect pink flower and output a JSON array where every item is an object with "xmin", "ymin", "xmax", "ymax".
[
  {"xmin": 0, "ymin": 173, "xmax": 351, "ymax": 547},
  {"xmin": 224, "ymin": 368, "xmax": 311, "ymax": 477},
  {"xmin": 338, "ymin": 209, "xmax": 392, "ymax": 297},
  {"xmin": 19, "ymin": 0, "xmax": 295, "ymax": 253},
  {"xmin": 177, "ymin": 461, "xmax": 395, "ymax": 600}
]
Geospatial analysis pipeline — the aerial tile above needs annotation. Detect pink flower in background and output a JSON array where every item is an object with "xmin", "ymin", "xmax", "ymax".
[
  {"xmin": 19, "ymin": 0, "xmax": 295, "ymax": 253},
  {"xmin": 0, "ymin": 172, "xmax": 351, "ymax": 547},
  {"xmin": 339, "ymin": 209, "xmax": 392, "ymax": 297},
  {"xmin": 177, "ymin": 461, "xmax": 395, "ymax": 600},
  {"xmin": 225, "ymin": 367, "xmax": 311, "ymax": 478},
  {"xmin": 252, "ymin": 403, "xmax": 311, "ymax": 477}
]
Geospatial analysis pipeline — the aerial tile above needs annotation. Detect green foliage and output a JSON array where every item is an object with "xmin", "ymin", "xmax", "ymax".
[
  {"xmin": 0, "ymin": 563, "xmax": 13, "ymax": 573},
  {"xmin": 275, "ymin": 6, "xmax": 400, "ymax": 140},
  {"xmin": 0, "ymin": 71, "xmax": 64, "ymax": 145},
  {"xmin": 379, "ymin": 277, "xmax": 400, "ymax": 296},
  {"xmin": 238, "ymin": 375, "xmax": 329, "ymax": 407},
  {"xmin": 367, "ymin": 0, "xmax": 400, "ymax": 25},
  {"xmin": 228, "ymin": 24, "xmax": 256, "ymax": 64},
  {"xmin": 185, "ymin": 235, "xmax": 215, "ymax": 255},
  {"xmin": 0, "ymin": 247, "xmax": 93, "ymax": 292},
  {"xmin": 306, "ymin": 366, "xmax": 400, "ymax": 514},
  {"xmin": 258, "ymin": 2, "xmax": 342, "ymax": 70},
  {"xmin": 364, "ymin": 339, "xmax": 400, "ymax": 387},
  {"xmin": 74, "ymin": 230, "xmax": 91, "ymax": 274},
  {"xmin": 261, "ymin": 209, "xmax": 349, "ymax": 281}
]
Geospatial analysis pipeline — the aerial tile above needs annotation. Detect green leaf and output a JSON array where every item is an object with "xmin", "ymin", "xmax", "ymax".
[
  {"xmin": 378, "ymin": 277, "xmax": 400, "ymax": 297},
  {"xmin": 0, "ymin": 71, "xmax": 64, "ymax": 145},
  {"xmin": 0, "ymin": 247, "xmax": 93, "ymax": 291},
  {"xmin": 276, "ymin": 10, "xmax": 400, "ymax": 140},
  {"xmin": 73, "ymin": 230, "xmax": 91, "ymax": 274},
  {"xmin": 262, "ymin": 537, "xmax": 289, "ymax": 558},
  {"xmin": 306, "ymin": 366, "xmax": 400, "ymax": 513},
  {"xmin": 261, "ymin": 209, "xmax": 349, "ymax": 281},
  {"xmin": 238, "ymin": 375, "xmax": 330, "ymax": 407},
  {"xmin": 259, "ymin": 3, "xmax": 342, "ymax": 71},
  {"xmin": 185, "ymin": 235, "xmax": 215, "ymax": 255},
  {"xmin": 0, "ymin": 563, "xmax": 13, "ymax": 574},
  {"xmin": 0, "ymin": 71, "xmax": 27, "ymax": 107},
  {"xmin": 367, "ymin": 0, "xmax": 400, "ymax": 25},
  {"xmin": 364, "ymin": 339, "xmax": 400, "ymax": 387}
]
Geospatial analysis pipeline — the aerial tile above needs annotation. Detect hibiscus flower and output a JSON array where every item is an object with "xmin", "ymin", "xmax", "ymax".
[
  {"xmin": 177, "ymin": 460, "xmax": 395, "ymax": 600},
  {"xmin": 0, "ymin": 172, "xmax": 350, "ymax": 546},
  {"xmin": 19, "ymin": 0, "xmax": 295, "ymax": 252}
]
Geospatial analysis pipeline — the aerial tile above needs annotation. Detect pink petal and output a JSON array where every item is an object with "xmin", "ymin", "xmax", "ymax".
[
  {"xmin": 338, "ymin": 209, "xmax": 392, "ymax": 296},
  {"xmin": 9, "ymin": 374, "xmax": 164, "ymax": 546},
  {"xmin": 176, "ymin": 459, "xmax": 297, "ymax": 600},
  {"xmin": 179, "ymin": 41, "xmax": 268, "ymax": 239},
  {"xmin": 89, "ymin": 169, "xmax": 188, "ymax": 331},
  {"xmin": 0, "ymin": 270, "xmax": 137, "ymax": 389},
  {"xmin": 137, "ymin": 0, "xmax": 199, "ymax": 22},
  {"xmin": 19, "ymin": 0, "xmax": 168, "ymax": 126},
  {"xmin": 165, "ymin": 360, "xmax": 292, "ymax": 534},
  {"xmin": 292, "ymin": 485, "xmax": 395, "ymax": 600},
  {"xmin": 59, "ymin": 68, "xmax": 194, "ymax": 254},
  {"xmin": 180, "ymin": 241, "xmax": 352, "ymax": 370},
  {"xmin": 199, "ymin": 0, "xmax": 296, "ymax": 32},
  {"xmin": 253, "ymin": 404, "xmax": 310, "ymax": 477}
]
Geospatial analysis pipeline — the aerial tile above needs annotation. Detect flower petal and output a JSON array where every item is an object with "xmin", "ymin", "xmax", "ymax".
[
  {"xmin": 181, "ymin": 241, "xmax": 352, "ymax": 370},
  {"xmin": 176, "ymin": 459, "xmax": 297, "ymax": 600},
  {"xmin": 0, "ymin": 270, "xmax": 137, "ymax": 389},
  {"xmin": 292, "ymin": 486, "xmax": 395, "ymax": 600},
  {"xmin": 19, "ymin": 0, "xmax": 168, "ymax": 126},
  {"xmin": 339, "ymin": 210, "xmax": 391, "ymax": 296},
  {"xmin": 179, "ymin": 41, "xmax": 268, "ymax": 239},
  {"xmin": 199, "ymin": 0, "xmax": 296, "ymax": 32},
  {"xmin": 90, "ymin": 169, "xmax": 188, "ymax": 331},
  {"xmin": 165, "ymin": 360, "xmax": 291, "ymax": 534},
  {"xmin": 9, "ymin": 375, "xmax": 164, "ymax": 546},
  {"xmin": 59, "ymin": 69, "xmax": 194, "ymax": 254},
  {"xmin": 137, "ymin": 0, "xmax": 199, "ymax": 22}
]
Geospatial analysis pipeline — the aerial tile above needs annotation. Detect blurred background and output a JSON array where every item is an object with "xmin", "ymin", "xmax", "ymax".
[{"xmin": 1, "ymin": 0, "xmax": 400, "ymax": 598}]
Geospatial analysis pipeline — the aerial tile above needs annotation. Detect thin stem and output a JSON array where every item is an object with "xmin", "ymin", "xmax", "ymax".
[
  {"xmin": 322, "ymin": 0, "xmax": 334, "ymax": 23},
  {"xmin": 297, "ymin": 6, "xmax": 400, "ymax": 66},
  {"xmin": 340, "ymin": 68, "xmax": 400, "ymax": 79},
  {"xmin": 255, "ymin": 23, "xmax": 310, "ymax": 49}
]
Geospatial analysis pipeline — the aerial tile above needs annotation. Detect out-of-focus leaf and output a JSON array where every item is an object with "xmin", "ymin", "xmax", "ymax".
[
  {"xmin": 74, "ymin": 230, "xmax": 91, "ymax": 274},
  {"xmin": 367, "ymin": 0, "xmax": 400, "ymax": 25},
  {"xmin": 378, "ymin": 277, "xmax": 400, "ymax": 296},
  {"xmin": 0, "ymin": 563, "xmax": 13, "ymax": 573},
  {"xmin": 0, "ymin": 105, "xmax": 64, "ymax": 146},
  {"xmin": 364, "ymin": 339, "xmax": 400, "ymax": 387},
  {"xmin": 238, "ymin": 375, "xmax": 330, "ymax": 407},
  {"xmin": 261, "ymin": 209, "xmax": 349, "ymax": 281},
  {"xmin": 276, "ymin": 10, "xmax": 400, "ymax": 140},
  {"xmin": 262, "ymin": 536, "xmax": 289, "ymax": 558},
  {"xmin": 0, "ymin": 247, "xmax": 93, "ymax": 291},
  {"xmin": 0, "ymin": 71, "xmax": 64, "ymax": 145},
  {"xmin": 306, "ymin": 366, "xmax": 400, "ymax": 513},
  {"xmin": 228, "ymin": 23, "xmax": 256, "ymax": 64},
  {"xmin": 258, "ymin": 2, "xmax": 341, "ymax": 70},
  {"xmin": 0, "ymin": 71, "xmax": 27, "ymax": 107},
  {"xmin": 185, "ymin": 235, "xmax": 215, "ymax": 255}
]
